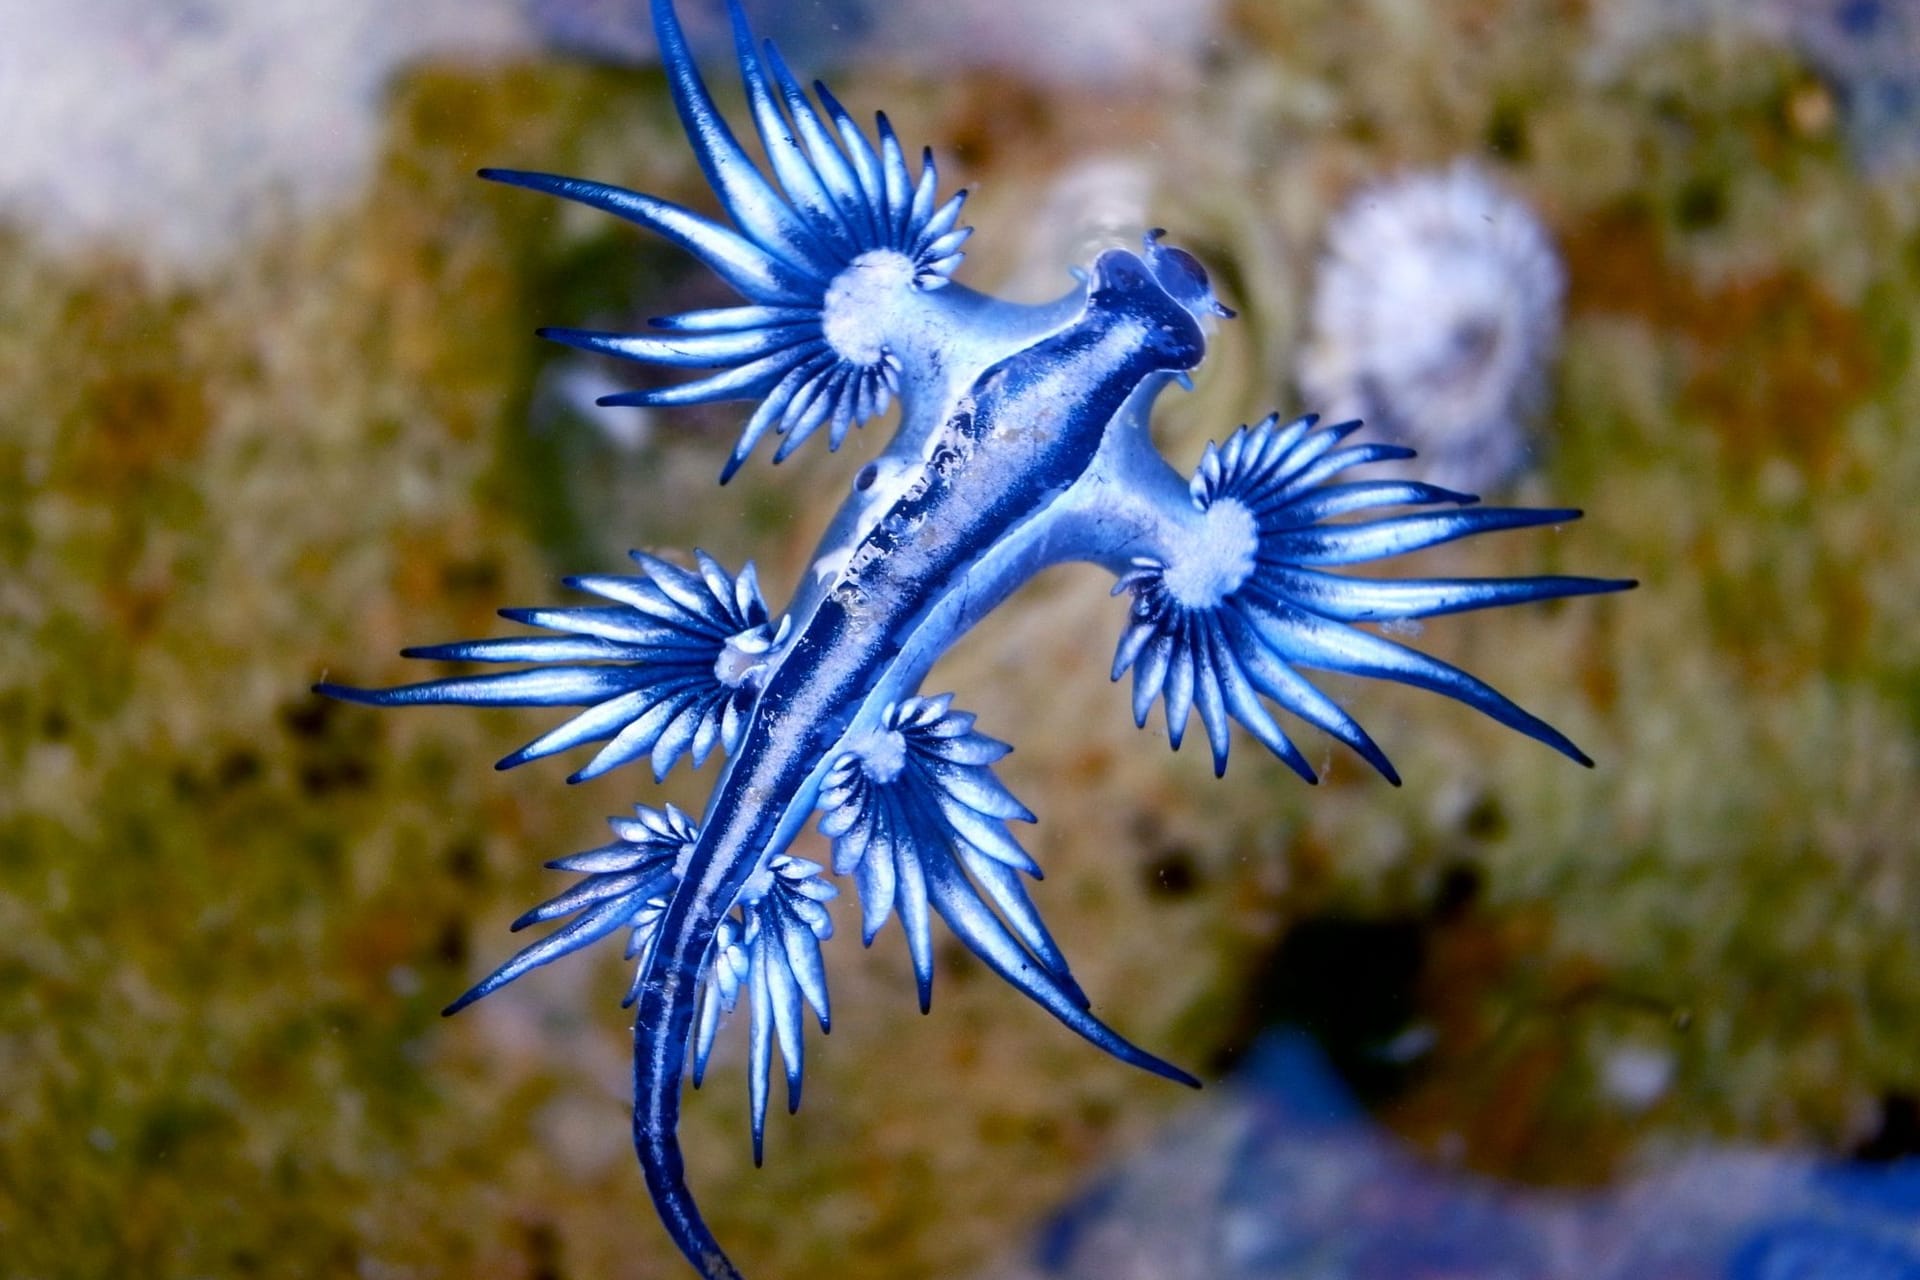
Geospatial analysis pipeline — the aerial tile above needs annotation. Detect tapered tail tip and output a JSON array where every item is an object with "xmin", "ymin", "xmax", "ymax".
[
  {"xmin": 1165, "ymin": 1061, "xmax": 1204, "ymax": 1090},
  {"xmin": 441, "ymin": 987, "xmax": 483, "ymax": 1017}
]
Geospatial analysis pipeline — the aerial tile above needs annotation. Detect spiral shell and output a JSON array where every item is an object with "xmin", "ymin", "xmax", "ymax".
[{"xmin": 1297, "ymin": 162, "xmax": 1565, "ymax": 495}]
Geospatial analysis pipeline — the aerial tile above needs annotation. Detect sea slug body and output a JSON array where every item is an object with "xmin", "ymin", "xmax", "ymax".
[{"xmin": 316, "ymin": 4, "xmax": 1631, "ymax": 1276}]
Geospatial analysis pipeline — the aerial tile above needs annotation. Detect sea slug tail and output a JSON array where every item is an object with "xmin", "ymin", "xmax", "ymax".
[{"xmin": 636, "ymin": 976, "xmax": 747, "ymax": 1280}]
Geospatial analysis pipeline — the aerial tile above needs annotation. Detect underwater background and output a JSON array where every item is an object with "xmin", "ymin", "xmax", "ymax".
[{"xmin": 3, "ymin": 0, "xmax": 1919, "ymax": 1276}]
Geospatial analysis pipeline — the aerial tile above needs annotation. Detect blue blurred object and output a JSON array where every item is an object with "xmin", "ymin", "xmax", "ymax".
[
  {"xmin": 1023, "ymin": 1032, "xmax": 1920, "ymax": 1280},
  {"xmin": 1784, "ymin": 0, "xmax": 1920, "ymax": 173},
  {"xmin": 1731, "ymin": 1223, "xmax": 1920, "ymax": 1280}
]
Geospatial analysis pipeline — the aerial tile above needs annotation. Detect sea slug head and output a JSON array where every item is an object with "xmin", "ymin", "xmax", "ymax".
[
  {"xmin": 1088, "ymin": 243, "xmax": 1213, "ymax": 372},
  {"xmin": 1143, "ymin": 228, "xmax": 1236, "ymax": 325}
]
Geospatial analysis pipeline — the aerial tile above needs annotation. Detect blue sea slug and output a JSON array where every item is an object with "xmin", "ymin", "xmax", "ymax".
[{"xmin": 317, "ymin": 2, "xmax": 1632, "ymax": 1275}]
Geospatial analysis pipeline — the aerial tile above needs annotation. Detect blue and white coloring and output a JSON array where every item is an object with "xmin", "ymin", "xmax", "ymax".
[{"xmin": 317, "ymin": 3, "xmax": 1631, "ymax": 1276}]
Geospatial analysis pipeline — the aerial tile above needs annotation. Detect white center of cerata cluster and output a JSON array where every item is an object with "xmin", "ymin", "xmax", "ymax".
[
  {"xmin": 712, "ymin": 631, "xmax": 768, "ymax": 688},
  {"xmin": 855, "ymin": 726, "xmax": 909, "ymax": 785},
  {"xmin": 1162, "ymin": 497, "xmax": 1259, "ymax": 609},
  {"xmin": 821, "ymin": 249, "xmax": 916, "ymax": 365}
]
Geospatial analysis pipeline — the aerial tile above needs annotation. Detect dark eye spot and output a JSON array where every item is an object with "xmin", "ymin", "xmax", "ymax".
[{"xmin": 855, "ymin": 463, "xmax": 878, "ymax": 492}]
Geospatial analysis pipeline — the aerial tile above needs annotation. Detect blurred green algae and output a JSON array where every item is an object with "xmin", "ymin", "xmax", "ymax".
[{"xmin": 2, "ymin": 3, "xmax": 1920, "ymax": 1277}]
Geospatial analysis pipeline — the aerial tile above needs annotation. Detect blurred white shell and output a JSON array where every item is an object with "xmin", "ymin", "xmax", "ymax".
[{"xmin": 1297, "ymin": 163, "xmax": 1565, "ymax": 495}]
